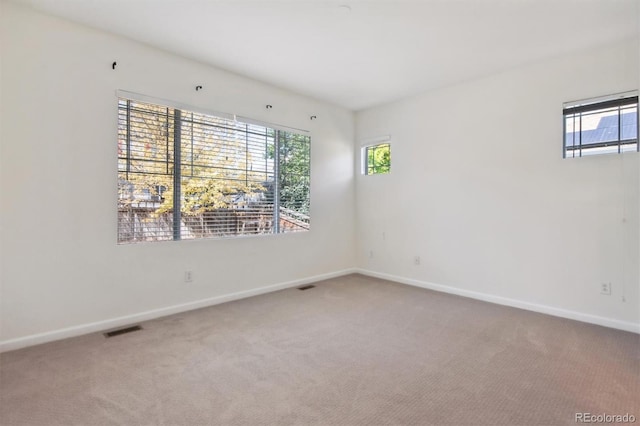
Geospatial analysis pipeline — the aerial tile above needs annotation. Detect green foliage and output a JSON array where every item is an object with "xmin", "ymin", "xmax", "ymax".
[
  {"xmin": 182, "ymin": 178, "xmax": 265, "ymax": 215},
  {"xmin": 279, "ymin": 132, "xmax": 311, "ymax": 215},
  {"xmin": 366, "ymin": 143, "xmax": 390, "ymax": 175},
  {"xmin": 264, "ymin": 130, "xmax": 310, "ymax": 215}
]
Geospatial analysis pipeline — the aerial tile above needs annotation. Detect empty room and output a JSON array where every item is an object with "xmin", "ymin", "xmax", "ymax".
[{"xmin": 1, "ymin": 0, "xmax": 638, "ymax": 425}]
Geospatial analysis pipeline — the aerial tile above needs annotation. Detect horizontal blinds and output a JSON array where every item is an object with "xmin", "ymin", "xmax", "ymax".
[
  {"xmin": 563, "ymin": 96, "xmax": 638, "ymax": 115},
  {"xmin": 118, "ymin": 100, "xmax": 175, "ymax": 242},
  {"xmin": 178, "ymin": 111, "xmax": 275, "ymax": 239},
  {"xmin": 117, "ymin": 97, "xmax": 310, "ymax": 244},
  {"xmin": 116, "ymin": 90, "xmax": 309, "ymax": 134}
]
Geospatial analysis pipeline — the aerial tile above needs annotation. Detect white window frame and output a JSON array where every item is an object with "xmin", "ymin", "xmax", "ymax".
[
  {"xmin": 360, "ymin": 135, "xmax": 391, "ymax": 175},
  {"xmin": 117, "ymin": 91, "xmax": 311, "ymax": 244},
  {"xmin": 563, "ymin": 91, "xmax": 638, "ymax": 158}
]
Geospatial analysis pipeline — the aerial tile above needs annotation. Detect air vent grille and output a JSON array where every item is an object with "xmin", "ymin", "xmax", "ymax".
[
  {"xmin": 298, "ymin": 285, "xmax": 315, "ymax": 291},
  {"xmin": 104, "ymin": 325, "xmax": 143, "ymax": 338}
]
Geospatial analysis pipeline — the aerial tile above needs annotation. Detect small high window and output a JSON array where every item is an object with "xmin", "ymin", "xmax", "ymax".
[
  {"xmin": 563, "ymin": 92, "xmax": 638, "ymax": 158},
  {"xmin": 362, "ymin": 143, "xmax": 391, "ymax": 175}
]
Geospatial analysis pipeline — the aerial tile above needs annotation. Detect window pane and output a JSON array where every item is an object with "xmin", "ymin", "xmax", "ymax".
[
  {"xmin": 579, "ymin": 107, "xmax": 618, "ymax": 145},
  {"xmin": 118, "ymin": 172, "xmax": 174, "ymax": 243},
  {"xmin": 620, "ymin": 106, "xmax": 637, "ymax": 140},
  {"xmin": 179, "ymin": 117, "xmax": 275, "ymax": 238},
  {"xmin": 279, "ymin": 131, "xmax": 310, "ymax": 232},
  {"xmin": 117, "ymin": 100, "xmax": 175, "ymax": 243},
  {"xmin": 564, "ymin": 115, "xmax": 579, "ymax": 148},
  {"xmin": 364, "ymin": 143, "xmax": 390, "ymax": 175}
]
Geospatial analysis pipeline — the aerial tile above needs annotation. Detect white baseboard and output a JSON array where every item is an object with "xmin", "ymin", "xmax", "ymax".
[
  {"xmin": 0, "ymin": 268, "xmax": 357, "ymax": 353},
  {"xmin": 4, "ymin": 267, "xmax": 636, "ymax": 352},
  {"xmin": 356, "ymin": 268, "xmax": 640, "ymax": 334}
]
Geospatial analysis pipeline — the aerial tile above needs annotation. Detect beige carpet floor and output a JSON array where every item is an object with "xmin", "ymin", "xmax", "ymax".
[{"xmin": 1, "ymin": 274, "xmax": 638, "ymax": 425}]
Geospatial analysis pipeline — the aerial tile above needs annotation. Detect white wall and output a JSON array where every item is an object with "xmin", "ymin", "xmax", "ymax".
[
  {"xmin": 0, "ymin": 1, "xmax": 355, "ymax": 348},
  {"xmin": 1, "ymin": 1, "xmax": 638, "ymax": 351},
  {"xmin": 356, "ymin": 39, "xmax": 640, "ymax": 331}
]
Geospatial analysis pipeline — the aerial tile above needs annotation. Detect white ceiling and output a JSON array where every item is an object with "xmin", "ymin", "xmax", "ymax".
[{"xmin": 15, "ymin": 0, "xmax": 640, "ymax": 111}]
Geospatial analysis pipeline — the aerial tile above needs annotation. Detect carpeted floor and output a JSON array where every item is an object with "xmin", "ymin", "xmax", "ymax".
[{"xmin": 1, "ymin": 274, "xmax": 638, "ymax": 425}]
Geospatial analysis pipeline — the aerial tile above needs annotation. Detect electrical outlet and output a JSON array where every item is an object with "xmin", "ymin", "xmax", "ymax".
[
  {"xmin": 184, "ymin": 271, "xmax": 193, "ymax": 283},
  {"xmin": 414, "ymin": 256, "xmax": 421, "ymax": 266},
  {"xmin": 600, "ymin": 282, "xmax": 611, "ymax": 295}
]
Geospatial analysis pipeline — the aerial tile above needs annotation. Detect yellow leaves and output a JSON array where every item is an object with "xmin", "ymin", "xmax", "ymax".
[{"xmin": 181, "ymin": 177, "xmax": 266, "ymax": 216}]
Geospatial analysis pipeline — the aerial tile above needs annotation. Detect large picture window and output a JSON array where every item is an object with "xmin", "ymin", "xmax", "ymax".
[
  {"xmin": 117, "ymin": 97, "xmax": 310, "ymax": 243},
  {"xmin": 563, "ymin": 93, "xmax": 638, "ymax": 158}
]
